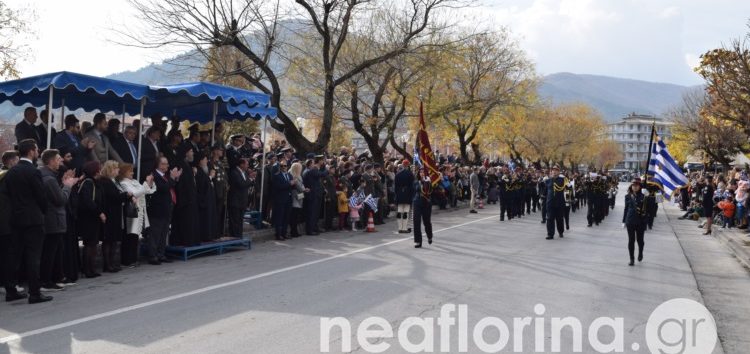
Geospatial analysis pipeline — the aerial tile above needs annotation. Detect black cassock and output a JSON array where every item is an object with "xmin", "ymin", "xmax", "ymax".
[
  {"xmin": 195, "ymin": 167, "xmax": 217, "ymax": 242},
  {"xmin": 170, "ymin": 161, "xmax": 200, "ymax": 246}
]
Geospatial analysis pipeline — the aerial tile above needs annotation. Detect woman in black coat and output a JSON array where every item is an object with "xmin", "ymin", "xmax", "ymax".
[
  {"xmin": 98, "ymin": 161, "xmax": 132, "ymax": 273},
  {"xmin": 77, "ymin": 161, "xmax": 105, "ymax": 278},
  {"xmin": 171, "ymin": 145, "xmax": 200, "ymax": 246},
  {"xmin": 622, "ymin": 178, "xmax": 647, "ymax": 266},
  {"xmin": 194, "ymin": 153, "xmax": 217, "ymax": 242}
]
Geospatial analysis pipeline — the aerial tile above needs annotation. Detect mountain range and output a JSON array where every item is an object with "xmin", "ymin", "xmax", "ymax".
[{"xmin": 0, "ymin": 65, "xmax": 698, "ymax": 123}]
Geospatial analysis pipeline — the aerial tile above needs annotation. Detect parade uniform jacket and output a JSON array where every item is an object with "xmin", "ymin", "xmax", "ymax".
[
  {"xmin": 623, "ymin": 192, "xmax": 647, "ymax": 227},
  {"xmin": 546, "ymin": 175, "xmax": 568, "ymax": 210},
  {"xmin": 394, "ymin": 169, "xmax": 415, "ymax": 204}
]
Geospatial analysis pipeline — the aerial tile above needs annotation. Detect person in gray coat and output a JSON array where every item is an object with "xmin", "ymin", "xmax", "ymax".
[
  {"xmin": 469, "ymin": 168, "xmax": 480, "ymax": 213},
  {"xmin": 84, "ymin": 113, "xmax": 123, "ymax": 164},
  {"xmin": 39, "ymin": 149, "xmax": 79, "ymax": 290},
  {"xmin": 289, "ymin": 162, "xmax": 308, "ymax": 238}
]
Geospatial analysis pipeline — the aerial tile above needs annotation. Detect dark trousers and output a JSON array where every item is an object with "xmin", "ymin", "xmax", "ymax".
[
  {"xmin": 586, "ymin": 198, "xmax": 596, "ymax": 225},
  {"xmin": 4, "ymin": 225, "xmax": 44, "ymax": 296},
  {"xmin": 147, "ymin": 216, "xmax": 170, "ymax": 261},
  {"xmin": 626, "ymin": 224, "xmax": 645, "ymax": 260},
  {"xmin": 228, "ymin": 206, "xmax": 246, "ymax": 238},
  {"xmin": 499, "ymin": 196, "xmax": 509, "ymax": 220},
  {"xmin": 413, "ymin": 202, "xmax": 432, "ymax": 244},
  {"xmin": 121, "ymin": 232, "xmax": 140, "ymax": 266},
  {"xmin": 546, "ymin": 207, "xmax": 565, "ymax": 237},
  {"xmin": 305, "ymin": 195, "xmax": 321, "ymax": 234},
  {"xmin": 563, "ymin": 205, "xmax": 570, "ymax": 229},
  {"xmin": 61, "ymin": 228, "xmax": 79, "ymax": 282},
  {"xmin": 540, "ymin": 197, "xmax": 547, "ymax": 222},
  {"xmin": 290, "ymin": 207, "xmax": 303, "ymax": 236},
  {"xmin": 272, "ymin": 202, "xmax": 290, "ymax": 237},
  {"xmin": 41, "ymin": 233, "xmax": 64, "ymax": 284}
]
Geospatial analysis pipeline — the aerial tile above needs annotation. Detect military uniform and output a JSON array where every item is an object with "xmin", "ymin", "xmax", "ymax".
[{"xmin": 545, "ymin": 169, "xmax": 568, "ymax": 239}]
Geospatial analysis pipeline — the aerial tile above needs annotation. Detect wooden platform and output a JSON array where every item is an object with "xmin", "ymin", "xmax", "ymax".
[{"xmin": 165, "ymin": 237, "xmax": 251, "ymax": 261}]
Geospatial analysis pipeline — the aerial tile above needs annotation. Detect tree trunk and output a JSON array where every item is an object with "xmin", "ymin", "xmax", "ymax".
[{"xmin": 471, "ymin": 142, "xmax": 483, "ymax": 165}]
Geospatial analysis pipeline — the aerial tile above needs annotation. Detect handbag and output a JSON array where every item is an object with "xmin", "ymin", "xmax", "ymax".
[{"xmin": 124, "ymin": 199, "xmax": 139, "ymax": 218}]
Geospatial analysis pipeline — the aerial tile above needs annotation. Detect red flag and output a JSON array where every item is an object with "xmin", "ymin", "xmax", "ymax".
[{"xmin": 417, "ymin": 101, "xmax": 440, "ymax": 186}]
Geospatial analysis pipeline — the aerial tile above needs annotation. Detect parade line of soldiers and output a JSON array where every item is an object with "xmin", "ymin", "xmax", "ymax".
[{"xmin": 479, "ymin": 165, "xmax": 620, "ymax": 239}]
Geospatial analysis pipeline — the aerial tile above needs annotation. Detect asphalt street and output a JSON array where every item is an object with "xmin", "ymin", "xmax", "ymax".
[{"xmin": 0, "ymin": 183, "xmax": 746, "ymax": 353}]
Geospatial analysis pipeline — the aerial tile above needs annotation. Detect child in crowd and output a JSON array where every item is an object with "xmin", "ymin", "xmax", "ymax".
[
  {"xmin": 718, "ymin": 195, "xmax": 736, "ymax": 228},
  {"xmin": 336, "ymin": 184, "xmax": 349, "ymax": 230}
]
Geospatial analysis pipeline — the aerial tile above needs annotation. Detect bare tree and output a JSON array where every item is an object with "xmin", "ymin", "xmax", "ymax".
[
  {"xmin": 423, "ymin": 29, "xmax": 534, "ymax": 163},
  {"xmin": 119, "ymin": 0, "xmax": 465, "ymax": 154},
  {"xmin": 0, "ymin": 1, "xmax": 35, "ymax": 79}
]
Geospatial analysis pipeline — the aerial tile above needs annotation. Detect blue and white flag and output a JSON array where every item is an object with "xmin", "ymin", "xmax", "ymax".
[
  {"xmin": 363, "ymin": 194, "xmax": 379, "ymax": 212},
  {"xmin": 647, "ymin": 132, "xmax": 688, "ymax": 200},
  {"xmin": 413, "ymin": 145, "xmax": 423, "ymax": 168},
  {"xmin": 349, "ymin": 191, "xmax": 364, "ymax": 208}
]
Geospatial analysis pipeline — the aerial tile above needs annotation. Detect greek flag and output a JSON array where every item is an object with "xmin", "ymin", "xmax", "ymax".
[
  {"xmin": 349, "ymin": 191, "xmax": 364, "ymax": 208},
  {"xmin": 647, "ymin": 132, "xmax": 688, "ymax": 200},
  {"xmin": 363, "ymin": 194, "xmax": 379, "ymax": 212}
]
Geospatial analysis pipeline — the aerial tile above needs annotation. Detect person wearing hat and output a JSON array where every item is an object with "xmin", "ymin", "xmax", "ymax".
[
  {"xmin": 394, "ymin": 159, "xmax": 415, "ymax": 233},
  {"xmin": 622, "ymin": 178, "xmax": 647, "ymax": 265},
  {"xmin": 226, "ymin": 134, "xmax": 245, "ymax": 171},
  {"xmin": 544, "ymin": 165, "xmax": 567, "ymax": 240},
  {"xmin": 170, "ymin": 144, "xmax": 200, "ymax": 247},
  {"xmin": 194, "ymin": 151, "xmax": 218, "ymax": 242}
]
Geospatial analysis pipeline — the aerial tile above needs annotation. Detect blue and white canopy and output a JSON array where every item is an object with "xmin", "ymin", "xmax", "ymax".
[
  {"xmin": 0, "ymin": 71, "xmax": 150, "ymax": 115},
  {"xmin": 0, "ymin": 72, "xmax": 277, "ymax": 121}
]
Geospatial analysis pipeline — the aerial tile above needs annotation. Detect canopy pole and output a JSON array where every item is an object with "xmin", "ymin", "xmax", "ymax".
[
  {"xmin": 121, "ymin": 104, "xmax": 126, "ymax": 132},
  {"xmin": 136, "ymin": 98, "xmax": 146, "ymax": 181},
  {"xmin": 259, "ymin": 117, "xmax": 268, "ymax": 217},
  {"xmin": 60, "ymin": 98, "xmax": 65, "ymax": 131},
  {"xmin": 210, "ymin": 101, "xmax": 218, "ymax": 146},
  {"xmin": 46, "ymin": 86, "xmax": 53, "ymax": 150}
]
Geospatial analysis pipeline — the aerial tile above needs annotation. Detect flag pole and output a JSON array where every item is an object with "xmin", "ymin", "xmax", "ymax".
[{"xmin": 644, "ymin": 123, "xmax": 656, "ymax": 183}]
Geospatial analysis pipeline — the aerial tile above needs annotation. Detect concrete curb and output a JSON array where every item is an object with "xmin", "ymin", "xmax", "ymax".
[{"xmin": 247, "ymin": 201, "xmax": 475, "ymax": 244}]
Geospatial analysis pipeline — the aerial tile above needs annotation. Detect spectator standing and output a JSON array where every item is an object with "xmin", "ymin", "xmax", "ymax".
[
  {"xmin": 39, "ymin": 149, "xmax": 78, "ymax": 291},
  {"xmin": 3, "ymin": 139, "xmax": 51, "ymax": 303},
  {"xmin": 289, "ymin": 162, "xmax": 307, "ymax": 238},
  {"xmin": 14, "ymin": 107, "xmax": 41, "ymax": 148},
  {"xmin": 98, "ymin": 161, "xmax": 132, "ymax": 273},
  {"xmin": 76, "ymin": 161, "xmax": 105, "ymax": 278},
  {"xmin": 118, "ymin": 163, "xmax": 156, "ymax": 267},
  {"xmin": 53, "ymin": 114, "xmax": 95, "ymax": 174},
  {"xmin": 146, "ymin": 157, "xmax": 181, "ymax": 265},
  {"xmin": 84, "ymin": 113, "xmax": 123, "ymax": 163},
  {"xmin": 0, "ymin": 151, "xmax": 19, "ymax": 298},
  {"xmin": 195, "ymin": 152, "xmax": 218, "ymax": 242},
  {"xmin": 228, "ymin": 158, "xmax": 253, "ymax": 239}
]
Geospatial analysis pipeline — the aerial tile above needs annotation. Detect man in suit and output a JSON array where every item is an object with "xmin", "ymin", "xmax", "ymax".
[
  {"xmin": 545, "ymin": 165, "xmax": 568, "ymax": 240},
  {"xmin": 302, "ymin": 157, "xmax": 327, "ymax": 235},
  {"xmin": 225, "ymin": 134, "xmax": 245, "ymax": 171},
  {"xmin": 37, "ymin": 110, "xmax": 57, "ymax": 151},
  {"xmin": 146, "ymin": 157, "xmax": 181, "ymax": 265},
  {"xmin": 140, "ymin": 127, "xmax": 161, "ymax": 182},
  {"xmin": 394, "ymin": 160, "xmax": 415, "ymax": 233},
  {"xmin": 15, "ymin": 107, "xmax": 41, "ymax": 148},
  {"xmin": 53, "ymin": 114, "xmax": 95, "ymax": 174},
  {"xmin": 84, "ymin": 113, "xmax": 123, "ymax": 164},
  {"xmin": 0, "ymin": 151, "xmax": 19, "ymax": 295},
  {"xmin": 2, "ymin": 139, "xmax": 52, "ymax": 303},
  {"xmin": 271, "ymin": 162, "xmax": 294, "ymax": 240},
  {"xmin": 228, "ymin": 158, "xmax": 254, "ymax": 238},
  {"xmin": 113, "ymin": 125, "xmax": 139, "ymax": 166}
]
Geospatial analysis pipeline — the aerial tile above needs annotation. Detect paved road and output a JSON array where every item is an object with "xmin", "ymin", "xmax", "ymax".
[{"xmin": 0, "ymin": 184, "xmax": 742, "ymax": 353}]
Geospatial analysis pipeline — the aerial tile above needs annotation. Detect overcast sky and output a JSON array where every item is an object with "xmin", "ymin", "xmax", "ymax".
[{"xmin": 7, "ymin": 0, "xmax": 750, "ymax": 86}]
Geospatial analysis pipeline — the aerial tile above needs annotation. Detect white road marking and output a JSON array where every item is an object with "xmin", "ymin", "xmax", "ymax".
[{"xmin": 0, "ymin": 214, "xmax": 498, "ymax": 344}]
